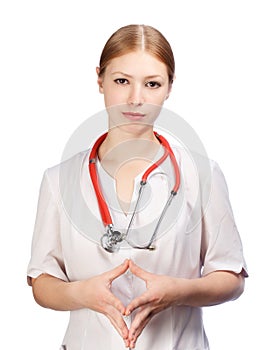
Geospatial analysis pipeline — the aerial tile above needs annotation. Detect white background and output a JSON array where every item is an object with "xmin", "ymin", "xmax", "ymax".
[{"xmin": 1, "ymin": 0, "xmax": 271, "ymax": 348}]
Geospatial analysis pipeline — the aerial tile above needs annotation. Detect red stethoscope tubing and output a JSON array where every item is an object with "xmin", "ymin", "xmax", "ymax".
[
  {"xmin": 154, "ymin": 132, "xmax": 180, "ymax": 193},
  {"xmin": 89, "ymin": 132, "xmax": 110, "ymax": 226},
  {"xmin": 89, "ymin": 131, "xmax": 180, "ymax": 227}
]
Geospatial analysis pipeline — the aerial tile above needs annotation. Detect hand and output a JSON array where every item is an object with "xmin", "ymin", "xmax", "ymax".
[
  {"xmin": 76, "ymin": 260, "xmax": 130, "ymax": 346},
  {"xmin": 125, "ymin": 260, "xmax": 182, "ymax": 348}
]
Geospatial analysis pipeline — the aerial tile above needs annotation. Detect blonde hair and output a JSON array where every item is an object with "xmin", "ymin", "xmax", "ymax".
[{"xmin": 98, "ymin": 24, "xmax": 175, "ymax": 84}]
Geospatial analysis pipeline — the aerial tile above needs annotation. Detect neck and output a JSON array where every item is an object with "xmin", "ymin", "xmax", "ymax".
[{"xmin": 98, "ymin": 126, "xmax": 160, "ymax": 161}]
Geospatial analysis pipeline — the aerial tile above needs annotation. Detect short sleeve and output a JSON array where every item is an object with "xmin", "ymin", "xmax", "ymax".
[
  {"xmin": 27, "ymin": 170, "xmax": 68, "ymax": 286},
  {"xmin": 201, "ymin": 162, "xmax": 248, "ymax": 277}
]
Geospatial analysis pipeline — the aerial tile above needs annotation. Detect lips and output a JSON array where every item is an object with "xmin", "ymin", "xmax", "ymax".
[{"xmin": 122, "ymin": 111, "xmax": 146, "ymax": 121}]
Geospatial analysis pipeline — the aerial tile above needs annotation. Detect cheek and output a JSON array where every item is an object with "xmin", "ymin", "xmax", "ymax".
[
  {"xmin": 103, "ymin": 87, "xmax": 127, "ymax": 107},
  {"xmin": 147, "ymin": 90, "xmax": 168, "ymax": 105}
]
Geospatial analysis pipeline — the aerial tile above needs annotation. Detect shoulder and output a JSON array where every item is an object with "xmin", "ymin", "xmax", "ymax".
[
  {"xmin": 169, "ymin": 142, "xmax": 228, "ymax": 201},
  {"xmin": 170, "ymin": 142, "xmax": 216, "ymax": 179},
  {"xmin": 41, "ymin": 149, "xmax": 90, "ymax": 197},
  {"xmin": 45, "ymin": 149, "xmax": 89, "ymax": 179}
]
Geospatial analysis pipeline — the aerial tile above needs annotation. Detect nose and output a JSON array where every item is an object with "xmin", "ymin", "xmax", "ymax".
[{"xmin": 127, "ymin": 84, "xmax": 144, "ymax": 106}]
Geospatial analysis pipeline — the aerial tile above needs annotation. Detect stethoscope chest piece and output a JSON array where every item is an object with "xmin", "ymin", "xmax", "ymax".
[{"xmin": 100, "ymin": 225, "xmax": 123, "ymax": 253}]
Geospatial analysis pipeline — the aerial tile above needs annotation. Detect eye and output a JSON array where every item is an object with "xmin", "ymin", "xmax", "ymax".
[
  {"xmin": 145, "ymin": 81, "xmax": 161, "ymax": 88},
  {"xmin": 114, "ymin": 78, "xmax": 129, "ymax": 85}
]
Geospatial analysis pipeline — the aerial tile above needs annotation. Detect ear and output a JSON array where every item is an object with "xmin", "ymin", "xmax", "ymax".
[
  {"xmin": 165, "ymin": 75, "xmax": 176, "ymax": 100},
  {"xmin": 165, "ymin": 84, "xmax": 172, "ymax": 100},
  {"xmin": 96, "ymin": 67, "xmax": 104, "ymax": 94}
]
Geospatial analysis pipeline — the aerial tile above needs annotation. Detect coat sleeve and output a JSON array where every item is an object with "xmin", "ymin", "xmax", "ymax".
[
  {"xmin": 201, "ymin": 161, "xmax": 248, "ymax": 277},
  {"xmin": 27, "ymin": 170, "xmax": 68, "ymax": 285}
]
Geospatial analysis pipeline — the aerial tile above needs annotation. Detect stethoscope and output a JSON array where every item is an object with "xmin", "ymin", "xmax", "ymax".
[{"xmin": 89, "ymin": 131, "xmax": 181, "ymax": 253}]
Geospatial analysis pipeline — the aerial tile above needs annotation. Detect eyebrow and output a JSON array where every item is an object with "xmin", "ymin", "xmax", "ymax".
[{"xmin": 111, "ymin": 71, "xmax": 164, "ymax": 80}]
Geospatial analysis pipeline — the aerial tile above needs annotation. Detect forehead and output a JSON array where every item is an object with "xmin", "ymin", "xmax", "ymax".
[{"xmin": 106, "ymin": 51, "xmax": 168, "ymax": 76}]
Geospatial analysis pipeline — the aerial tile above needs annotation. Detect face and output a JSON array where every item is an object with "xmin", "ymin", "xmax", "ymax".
[{"xmin": 97, "ymin": 51, "xmax": 172, "ymax": 131}]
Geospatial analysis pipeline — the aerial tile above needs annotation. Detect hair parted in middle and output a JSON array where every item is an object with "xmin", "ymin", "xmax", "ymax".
[{"xmin": 98, "ymin": 24, "xmax": 175, "ymax": 84}]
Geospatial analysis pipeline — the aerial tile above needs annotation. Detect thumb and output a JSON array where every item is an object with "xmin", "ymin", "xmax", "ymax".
[
  {"xmin": 129, "ymin": 260, "xmax": 151, "ymax": 281},
  {"xmin": 107, "ymin": 259, "xmax": 130, "ymax": 282}
]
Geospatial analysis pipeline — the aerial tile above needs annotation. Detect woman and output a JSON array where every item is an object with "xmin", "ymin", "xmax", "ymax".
[{"xmin": 27, "ymin": 24, "xmax": 248, "ymax": 349}]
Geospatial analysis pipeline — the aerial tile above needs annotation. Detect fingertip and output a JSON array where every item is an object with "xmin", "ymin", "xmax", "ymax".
[
  {"xmin": 125, "ymin": 309, "xmax": 131, "ymax": 316},
  {"xmin": 128, "ymin": 335, "xmax": 136, "ymax": 348},
  {"xmin": 118, "ymin": 303, "xmax": 126, "ymax": 315},
  {"xmin": 122, "ymin": 259, "xmax": 130, "ymax": 270},
  {"xmin": 129, "ymin": 260, "xmax": 137, "ymax": 271}
]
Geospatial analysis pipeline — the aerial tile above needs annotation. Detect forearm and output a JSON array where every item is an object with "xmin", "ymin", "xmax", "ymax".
[
  {"xmin": 31, "ymin": 262, "xmax": 132, "ymax": 342},
  {"xmin": 177, "ymin": 270, "xmax": 245, "ymax": 307},
  {"xmin": 31, "ymin": 274, "xmax": 83, "ymax": 311}
]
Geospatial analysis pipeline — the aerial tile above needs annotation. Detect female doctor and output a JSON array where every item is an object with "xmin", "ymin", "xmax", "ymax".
[{"xmin": 27, "ymin": 24, "xmax": 248, "ymax": 350}]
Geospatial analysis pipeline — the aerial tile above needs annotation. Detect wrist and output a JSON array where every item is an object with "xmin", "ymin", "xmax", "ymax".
[
  {"xmin": 174, "ymin": 278, "xmax": 199, "ymax": 306},
  {"xmin": 65, "ymin": 280, "xmax": 86, "ymax": 310}
]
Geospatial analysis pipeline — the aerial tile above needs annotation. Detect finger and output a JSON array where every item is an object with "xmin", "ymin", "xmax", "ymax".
[
  {"xmin": 129, "ymin": 260, "xmax": 152, "ymax": 281},
  {"xmin": 107, "ymin": 260, "xmax": 130, "ymax": 282},
  {"xmin": 106, "ymin": 290, "xmax": 127, "ymax": 315},
  {"xmin": 128, "ymin": 307, "xmax": 152, "ymax": 347},
  {"xmin": 125, "ymin": 292, "xmax": 151, "ymax": 316},
  {"xmin": 129, "ymin": 318, "xmax": 150, "ymax": 349},
  {"xmin": 106, "ymin": 305, "xmax": 129, "ymax": 340}
]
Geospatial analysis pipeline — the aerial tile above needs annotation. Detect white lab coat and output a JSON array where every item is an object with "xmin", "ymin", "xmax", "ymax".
[{"xmin": 27, "ymin": 142, "xmax": 248, "ymax": 350}]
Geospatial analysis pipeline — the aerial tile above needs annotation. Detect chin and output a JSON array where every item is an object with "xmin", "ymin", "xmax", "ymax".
[{"xmin": 111, "ymin": 122, "xmax": 154, "ymax": 136}]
